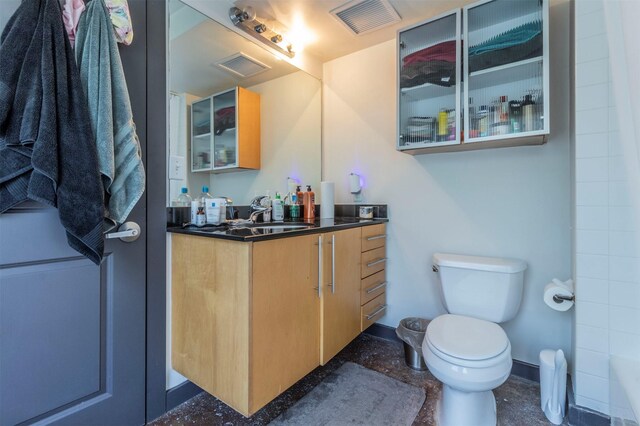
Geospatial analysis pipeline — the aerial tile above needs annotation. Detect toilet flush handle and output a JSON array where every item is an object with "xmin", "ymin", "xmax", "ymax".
[{"xmin": 432, "ymin": 265, "xmax": 438, "ymax": 272}]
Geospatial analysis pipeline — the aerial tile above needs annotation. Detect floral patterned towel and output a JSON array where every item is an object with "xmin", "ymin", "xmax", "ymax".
[{"xmin": 105, "ymin": 0, "xmax": 133, "ymax": 45}]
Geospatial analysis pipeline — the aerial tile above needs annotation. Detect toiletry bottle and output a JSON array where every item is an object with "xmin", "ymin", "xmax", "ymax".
[
  {"xmin": 478, "ymin": 105, "xmax": 489, "ymax": 137},
  {"xmin": 509, "ymin": 100, "xmax": 522, "ymax": 133},
  {"xmin": 437, "ymin": 108, "xmax": 448, "ymax": 141},
  {"xmin": 195, "ymin": 207, "xmax": 206, "ymax": 226},
  {"xmin": 272, "ymin": 192, "xmax": 284, "ymax": 222},
  {"xmin": 522, "ymin": 94, "xmax": 535, "ymax": 132},
  {"xmin": 303, "ymin": 185, "xmax": 315, "ymax": 220},
  {"xmin": 198, "ymin": 186, "xmax": 212, "ymax": 223},
  {"xmin": 296, "ymin": 185, "xmax": 304, "ymax": 206},
  {"xmin": 174, "ymin": 187, "xmax": 192, "ymax": 207},
  {"xmin": 290, "ymin": 194, "xmax": 300, "ymax": 219}
]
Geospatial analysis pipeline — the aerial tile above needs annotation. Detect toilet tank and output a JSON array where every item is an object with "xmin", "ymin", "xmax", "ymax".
[{"xmin": 433, "ymin": 253, "xmax": 527, "ymax": 323}]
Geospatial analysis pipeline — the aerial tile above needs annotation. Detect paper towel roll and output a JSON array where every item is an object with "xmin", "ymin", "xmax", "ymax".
[
  {"xmin": 320, "ymin": 181, "xmax": 335, "ymax": 219},
  {"xmin": 544, "ymin": 279, "xmax": 574, "ymax": 311}
]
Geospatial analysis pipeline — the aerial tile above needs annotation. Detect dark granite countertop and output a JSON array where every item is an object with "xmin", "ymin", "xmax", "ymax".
[{"xmin": 167, "ymin": 217, "xmax": 388, "ymax": 242}]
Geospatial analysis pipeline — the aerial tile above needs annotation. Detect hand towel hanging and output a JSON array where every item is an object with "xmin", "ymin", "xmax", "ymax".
[
  {"xmin": 62, "ymin": 0, "xmax": 85, "ymax": 47},
  {"xmin": 75, "ymin": 0, "xmax": 145, "ymax": 225},
  {"xmin": 0, "ymin": 0, "xmax": 105, "ymax": 264},
  {"xmin": 105, "ymin": 0, "xmax": 133, "ymax": 45}
]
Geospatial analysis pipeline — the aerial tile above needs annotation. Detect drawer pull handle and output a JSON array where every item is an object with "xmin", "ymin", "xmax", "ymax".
[
  {"xmin": 366, "ymin": 257, "xmax": 387, "ymax": 268},
  {"xmin": 366, "ymin": 234, "xmax": 386, "ymax": 241},
  {"xmin": 366, "ymin": 304, "xmax": 387, "ymax": 320},
  {"xmin": 366, "ymin": 281, "xmax": 387, "ymax": 294}
]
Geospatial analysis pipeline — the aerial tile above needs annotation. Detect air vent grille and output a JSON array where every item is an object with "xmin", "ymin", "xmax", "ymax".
[
  {"xmin": 331, "ymin": 0, "xmax": 401, "ymax": 35},
  {"xmin": 215, "ymin": 53, "xmax": 270, "ymax": 78}
]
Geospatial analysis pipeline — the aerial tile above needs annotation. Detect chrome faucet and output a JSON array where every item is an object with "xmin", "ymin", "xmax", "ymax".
[{"xmin": 249, "ymin": 195, "xmax": 271, "ymax": 223}]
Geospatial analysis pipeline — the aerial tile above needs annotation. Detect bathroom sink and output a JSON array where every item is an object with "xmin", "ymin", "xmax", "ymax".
[{"xmin": 249, "ymin": 224, "xmax": 313, "ymax": 231}]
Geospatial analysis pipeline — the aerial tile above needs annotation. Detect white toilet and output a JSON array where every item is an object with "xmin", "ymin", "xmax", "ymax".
[{"xmin": 422, "ymin": 253, "xmax": 527, "ymax": 426}]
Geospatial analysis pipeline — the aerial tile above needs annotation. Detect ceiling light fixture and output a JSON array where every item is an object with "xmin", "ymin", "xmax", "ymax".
[{"xmin": 229, "ymin": 7, "xmax": 295, "ymax": 58}]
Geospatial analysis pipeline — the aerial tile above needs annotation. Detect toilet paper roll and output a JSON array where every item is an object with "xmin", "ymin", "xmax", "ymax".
[
  {"xmin": 543, "ymin": 280, "xmax": 574, "ymax": 311},
  {"xmin": 320, "ymin": 181, "xmax": 335, "ymax": 219}
]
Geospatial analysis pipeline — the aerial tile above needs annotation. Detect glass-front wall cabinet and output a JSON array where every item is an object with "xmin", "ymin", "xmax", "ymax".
[
  {"xmin": 464, "ymin": 0, "xmax": 548, "ymax": 143},
  {"xmin": 192, "ymin": 97, "xmax": 212, "ymax": 171},
  {"xmin": 398, "ymin": 11, "xmax": 461, "ymax": 151},
  {"xmin": 191, "ymin": 86, "xmax": 260, "ymax": 173},
  {"xmin": 397, "ymin": 0, "xmax": 548, "ymax": 154}
]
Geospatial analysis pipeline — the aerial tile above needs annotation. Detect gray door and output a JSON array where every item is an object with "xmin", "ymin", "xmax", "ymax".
[{"xmin": 0, "ymin": 1, "xmax": 147, "ymax": 425}]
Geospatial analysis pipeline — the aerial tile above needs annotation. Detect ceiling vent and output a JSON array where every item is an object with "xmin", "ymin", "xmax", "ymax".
[
  {"xmin": 330, "ymin": 0, "xmax": 401, "ymax": 36},
  {"xmin": 214, "ymin": 53, "xmax": 270, "ymax": 78}
]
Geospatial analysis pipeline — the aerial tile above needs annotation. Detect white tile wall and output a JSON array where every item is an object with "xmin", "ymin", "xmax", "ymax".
[{"xmin": 574, "ymin": 0, "xmax": 640, "ymax": 416}]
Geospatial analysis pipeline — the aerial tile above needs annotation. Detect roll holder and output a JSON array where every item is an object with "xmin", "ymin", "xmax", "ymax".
[{"xmin": 552, "ymin": 294, "xmax": 574, "ymax": 304}]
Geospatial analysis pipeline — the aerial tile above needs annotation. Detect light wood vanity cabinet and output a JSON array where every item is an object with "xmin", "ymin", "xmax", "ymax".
[
  {"xmin": 320, "ymin": 228, "xmax": 362, "ymax": 365},
  {"xmin": 360, "ymin": 224, "xmax": 388, "ymax": 331},
  {"xmin": 171, "ymin": 224, "xmax": 385, "ymax": 416}
]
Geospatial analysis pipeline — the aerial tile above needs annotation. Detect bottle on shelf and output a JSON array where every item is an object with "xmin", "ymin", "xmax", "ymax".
[
  {"xmin": 522, "ymin": 94, "xmax": 535, "ymax": 132},
  {"xmin": 173, "ymin": 187, "xmax": 192, "ymax": 207},
  {"xmin": 477, "ymin": 105, "xmax": 489, "ymax": 137},
  {"xmin": 303, "ymin": 185, "xmax": 315, "ymax": 220},
  {"xmin": 272, "ymin": 192, "xmax": 284, "ymax": 222},
  {"xmin": 509, "ymin": 100, "xmax": 523, "ymax": 133},
  {"xmin": 437, "ymin": 108, "xmax": 449, "ymax": 142}
]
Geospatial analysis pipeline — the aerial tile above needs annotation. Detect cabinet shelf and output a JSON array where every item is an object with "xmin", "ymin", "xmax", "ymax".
[
  {"xmin": 401, "ymin": 83, "xmax": 456, "ymax": 101},
  {"xmin": 468, "ymin": 56, "xmax": 543, "ymax": 90}
]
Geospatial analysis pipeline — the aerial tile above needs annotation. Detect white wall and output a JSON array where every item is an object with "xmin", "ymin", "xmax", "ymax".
[
  {"xmin": 210, "ymin": 71, "xmax": 321, "ymax": 204},
  {"xmin": 322, "ymin": 0, "xmax": 572, "ymax": 365},
  {"xmin": 573, "ymin": 0, "xmax": 640, "ymax": 418}
]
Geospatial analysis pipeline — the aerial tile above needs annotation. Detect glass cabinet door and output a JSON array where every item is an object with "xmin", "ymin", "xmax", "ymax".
[
  {"xmin": 464, "ymin": 0, "xmax": 548, "ymax": 142},
  {"xmin": 212, "ymin": 88, "xmax": 237, "ymax": 169},
  {"xmin": 191, "ymin": 97, "xmax": 212, "ymax": 171},
  {"xmin": 398, "ymin": 11, "xmax": 461, "ymax": 150}
]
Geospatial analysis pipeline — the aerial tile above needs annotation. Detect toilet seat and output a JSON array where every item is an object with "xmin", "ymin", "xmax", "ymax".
[{"xmin": 426, "ymin": 314, "xmax": 510, "ymax": 368}]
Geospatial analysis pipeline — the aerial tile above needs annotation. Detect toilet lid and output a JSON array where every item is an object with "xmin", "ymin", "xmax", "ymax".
[{"xmin": 427, "ymin": 314, "xmax": 509, "ymax": 361}]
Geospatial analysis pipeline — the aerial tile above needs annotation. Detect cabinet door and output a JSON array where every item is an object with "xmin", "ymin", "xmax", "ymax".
[
  {"xmin": 191, "ymin": 97, "xmax": 212, "ymax": 171},
  {"xmin": 212, "ymin": 89, "xmax": 237, "ymax": 169},
  {"xmin": 463, "ymin": 0, "xmax": 549, "ymax": 142},
  {"xmin": 398, "ymin": 10, "xmax": 461, "ymax": 151},
  {"xmin": 320, "ymin": 228, "xmax": 362, "ymax": 365},
  {"xmin": 251, "ymin": 234, "xmax": 320, "ymax": 413}
]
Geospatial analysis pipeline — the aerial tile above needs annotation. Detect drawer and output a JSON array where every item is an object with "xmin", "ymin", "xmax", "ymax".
[
  {"xmin": 361, "ymin": 270, "xmax": 386, "ymax": 306},
  {"xmin": 361, "ymin": 246, "xmax": 386, "ymax": 279},
  {"xmin": 361, "ymin": 293, "xmax": 387, "ymax": 331},
  {"xmin": 361, "ymin": 224, "xmax": 386, "ymax": 252}
]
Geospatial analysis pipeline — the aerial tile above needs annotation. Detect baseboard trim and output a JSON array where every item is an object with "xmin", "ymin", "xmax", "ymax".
[
  {"xmin": 165, "ymin": 381, "xmax": 203, "ymax": 412},
  {"xmin": 567, "ymin": 376, "xmax": 610, "ymax": 426},
  {"xmin": 364, "ymin": 323, "xmax": 540, "ymax": 382}
]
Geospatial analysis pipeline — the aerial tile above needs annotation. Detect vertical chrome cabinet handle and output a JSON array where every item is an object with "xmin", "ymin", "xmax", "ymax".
[
  {"xmin": 317, "ymin": 235, "xmax": 322, "ymax": 298},
  {"xmin": 331, "ymin": 234, "xmax": 336, "ymax": 294}
]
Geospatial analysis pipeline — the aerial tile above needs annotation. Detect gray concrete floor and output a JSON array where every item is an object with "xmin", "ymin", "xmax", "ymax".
[{"xmin": 151, "ymin": 334, "xmax": 564, "ymax": 425}]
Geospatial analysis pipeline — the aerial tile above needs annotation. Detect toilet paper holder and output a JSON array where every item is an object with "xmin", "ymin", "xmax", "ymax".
[{"xmin": 552, "ymin": 294, "xmax": 574, "ymax": 304}]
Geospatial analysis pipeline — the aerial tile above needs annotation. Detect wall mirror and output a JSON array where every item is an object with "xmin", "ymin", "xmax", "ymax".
[{"xmin": 167, "ymin": 0, "xmax": 321, "ymax": 207}]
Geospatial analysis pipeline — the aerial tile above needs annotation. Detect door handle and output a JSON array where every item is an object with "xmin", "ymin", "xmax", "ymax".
[{"xmin": 105, "ymin": 221, "xmax": 140, "ymax": 242}]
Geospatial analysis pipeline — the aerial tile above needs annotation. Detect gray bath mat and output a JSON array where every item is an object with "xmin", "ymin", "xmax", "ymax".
[{"xmin": 270, "ymin": 362, "xmax": 426, "ymax": 426}]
